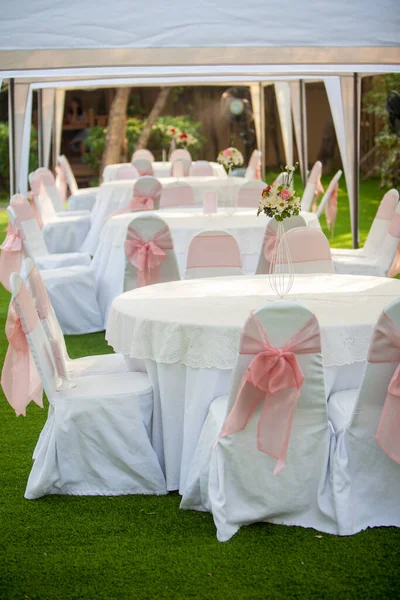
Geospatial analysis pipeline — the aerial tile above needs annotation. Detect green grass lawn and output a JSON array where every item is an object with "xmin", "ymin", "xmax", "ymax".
[{"xmin": 1, "ymin": 178, "xmax": 400, "ymax": 600}]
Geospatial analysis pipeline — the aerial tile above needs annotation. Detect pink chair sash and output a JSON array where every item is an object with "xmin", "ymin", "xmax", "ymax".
[
  {"xmin": 130, "ymin": 192, "xmax": 155, "ymax": 211},
  {"xmin": 263, "ymin": 226, "xmax": 277, "ymax": 261},
  {"xmin": 124, "ymin": 225, "xmax": 173, "ymax": 287},
  {"xmin": 186, "ymin": 233, "xmax": 242, "ymax": 269},
  {"xmin": 325, "ymin": 182, "xmax": 338, "ymax": 235},
  {"xmin": 0, "ymin": 223, "xmax": 23, "ymax": 291},
  {"xmin": 55, "ymin": 165, "xmax": 67, "ymax": 202},
  {"xmin": 376, "ymin": 191, "xmax": 398, "ymax": 220},
  {"xmin": 161, "ymin": 185, "xmax": 196, "ymax": 208},
  {"xmin": 28, "ymin": 264, "xmax": 51, "ymax": 320},
  {"xmin": 368, "ymin": 311, "xmax": 400, "ymax": 463},
  {"xmin": 219, "ymin": 312, "xmax": 321, "ymax": 475},
  {"xmin": 1, "ymin": 287, "xmax": 43, "ymax": 416},
  {"xmin": 116, "ymin": 165, "xmax": 139, "ymax": 180},
  {"xmin": 237, "ymin": 187, "xmax": 262, "ymax": 208}
]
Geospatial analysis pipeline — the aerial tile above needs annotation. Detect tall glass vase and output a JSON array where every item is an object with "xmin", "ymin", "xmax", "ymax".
[
  {"xmin": 269, "ymin": 221, "xmax": 294, "ymax": 299},
  {"xmin": 226, "ymin": 164, "xmax": 235, "ymax": 214}
]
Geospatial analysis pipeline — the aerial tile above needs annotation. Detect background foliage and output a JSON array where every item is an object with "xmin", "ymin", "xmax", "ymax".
[
  {"xmin": 364, "ymin": 73, "xmax": 400, "ymax": 188},
  {"xmin": 0, "ymin": 123, "xmax": 39, "ymax": 192}
]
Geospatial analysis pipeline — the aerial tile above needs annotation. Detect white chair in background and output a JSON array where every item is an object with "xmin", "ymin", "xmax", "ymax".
[
  {"xmin": 328, "ymin": 298, "xmax": 400, "ymax": 534},
  {"xmin": 132, "ymin": 149, "xmax": 155, "ymax": 163},
  {"xmin": 32, "ymin": 168, "xmax": 90, "ymax": 216},
  {"xmin": 57, "ymin": 155, "xmax": 99, "ymax": 211},
  {"xmin": 132, "ymin": 158, "xmax": 154, "ymax": 176},
  {"xmin": 189, "ymin": 161, "xmax": 213, "ymax": 176},
  {"xmin": 131, "ymin": 177, "xmax": 162, "ymax": 211},
  {"xmin": 29, "ymin": 171, "xmax": 91, "ymax": 254},
  {"xmin": 170, "ymin": 148, "xmax": 192, "ymax": 162},
  {"xmin": 170, "ymin": 158, "xmax": 191, "ymax": 177},
  {"xmin": 9, "ymin": 274, "xmax": 167, "ymax": 500},
  {"xmin": 301, "ymin": 161, "xmax": 323, "ymax": 212},
  {"xmin": 115, "ymin": 165, "xmax": 140, "ymax": 180},
  {"xmin": 245, "ymin": 149, "xmax": 262, "ymax": 179},
  {"xmin": 331, "ymin": 189, "xmax": 399, "ymax": 258},
  {"xmin": 25, "ymin": 258, "xmax": 128, "ymax": 378},
  {"xmin": 184, "ymin": 230, "xmax": 244, "ymax": 279},
  {"xmin": 181, "ymin": 302, "xmax": 335, "ymax": 541},
  {"xmin": 255, "ymin": 215, "xmax": 307, "ymax": 275},
  {"xmin": 236, "ymin": 180, "xmax": 265, "ymax": 208},
  {"xmin": 160, "ymin": 181, "xmax": 196, "ymax": 208},
  {"xmin": 333, "ymin": 201, "xmax": 400, "ymax": 277},
  {"xmin": 282, "ymin": 228, "xmax": 334, "ymax": 274},
  {"xmin": 316, "ymin": 170, "xmax": 342, "ymax": 233}
]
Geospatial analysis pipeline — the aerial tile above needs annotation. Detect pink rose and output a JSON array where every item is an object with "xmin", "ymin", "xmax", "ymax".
[
  {"xmin": 280, "ymin": 188, "xmax": 292, "ymax": 201},
  {"xmin": 224, "ymin": 149, "xmax": 233, "ymax": 157}
]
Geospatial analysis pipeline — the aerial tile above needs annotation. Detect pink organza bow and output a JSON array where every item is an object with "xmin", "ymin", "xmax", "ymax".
[
  {"xmin": 130, "ymin": 193, "xmax": 154, "ymax": 211},
  {"xmin": 124, "ymin": 225, "xmax": 173, "ymax": 287},
  {"xmin": 1, "ymin": 302, "xmax": 43, "ymax": 416},
  {"xmin": 55, "ymin": 165, "xmax": 68, "ymax": 202},
  {"xmin": 368, "ymin": 311, "xmax": 400, "ymax": 463},
  {"xmin": 312, "ymin": 176, "xmax": 325, "ymax": 213},
  {"xmin": 325, "ymin": 182, "xmax": 338, "ymax": 236},
  {"xmin": 263, "ymin": 226, "xmax": 277, "ymax": 261},
  {"xmin": 219, "ymin": 312, "xmax": 321, "ymax": 475},
  {"xmin": 0, "ymin": 223, "xmax": 23, "ymax": 291}
]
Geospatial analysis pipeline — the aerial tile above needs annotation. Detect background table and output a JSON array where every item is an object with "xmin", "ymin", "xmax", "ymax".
[
  {"xmin": 93, "ymin": 207, "xmax": 320, "ymax": 325},
  {"xmin": 103, "ymin": 161, "xmax": 227, "ymax": 182},
  {"xmin": 106, "ymin": 274, "xmax": 400, "ymax": 492},
  {"xmin": 81, "ymin": 177, "xmax": 248, "ymax": 255}
]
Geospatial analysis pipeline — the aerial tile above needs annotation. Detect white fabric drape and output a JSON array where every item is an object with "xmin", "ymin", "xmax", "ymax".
[
  {"xmin": 41, "ymin": 88, "xmax": 55, "ymax": 168},
  {"xmin": 249, "ymin": 83, "xmax": 262, "ymax": 149},
  {"xmin": 290, "ymin": 80, "xmax": 308, "ymax": 185},
  {"xmin": 54, "ymin": 88, "xmax": 65, "ymax": 160},
  {"xmin": 274, "ymin": 82, "xmax": 293, "ymax": 168},
  {"xmin": 13, "ymin": 82, "xmax": 33, "ymax": 194}
]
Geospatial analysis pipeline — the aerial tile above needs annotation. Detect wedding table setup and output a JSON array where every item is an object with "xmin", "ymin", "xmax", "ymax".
[
  {"xmin": 92, "ymin": 207, "xmax": 320, "ymax": 324},
  {"xmin": 103, "ymin": 161, "xmax": 227, "ymax": 182},
  {"xmin": 106, "ymin": 273, "xmax": 400, "ymax": 492}
]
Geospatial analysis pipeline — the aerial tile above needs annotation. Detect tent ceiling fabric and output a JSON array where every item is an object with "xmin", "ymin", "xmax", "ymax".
[{"xmin": 0, "ymin": 0, "xmax": 398, "ymax": 71}]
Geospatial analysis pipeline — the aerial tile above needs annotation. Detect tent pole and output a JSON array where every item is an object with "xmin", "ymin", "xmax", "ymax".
[
  {"xmin": 8, "ymin": 78, "xmax": 16, "ymax": 196},
  {"xmin": 37, "ymin": 89, "xmax": 44, "ymax": 168},
  {"xmin": 51, "ymin": 94, "xmax": 57, "ymax": 170},
  {"xmin": 352, "ymin": 73, "xmax": 360, "ymax": 249},
  {"xmin": 259, "ymin": 82, "xmax": 265, "ymax": 181},
  {"xmin": 299, "ymin": 79, "xmax": 308, "ymax": 186}
]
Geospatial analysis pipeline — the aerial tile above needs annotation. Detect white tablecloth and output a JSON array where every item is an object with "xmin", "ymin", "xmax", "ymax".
[
  {"xmin": 93, "ymin": 208, "xmax": 320, "ymax": 325},
  {"xmin": 81, "ymin": 177, "xmax": 249, "ymax": 255},
  {"xmin": 106, "ymin": 274, "xmax": 400, "ymax": 491},
  {"xmin": 103, "ymin": 162, "xmax": 227, "ymax": 182}
]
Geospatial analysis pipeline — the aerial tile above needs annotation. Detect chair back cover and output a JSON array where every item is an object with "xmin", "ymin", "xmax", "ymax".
[
  {"xmin": 316, "ymin": 170, "xmax": 343, "ymax": 228},
  {"xmin": 170, "ymin": 158, "xmax": 191, "ymax": 177},
  {"xmin": 132, "ymin": 177, "xmax": 162, "ymax": 211},
  {"xmin": 132, "ymin": 149, "xmax": 155, "ymax": 163},
  {"xmin": 237, "ymin": 180, "xmax": 265, "ymax": 208},
  {"xmin": 255, "ymin": 214, "xmax": 307, "ymax": 275},
  {"xmin": 36, "ymin": 168, "xmax": 65, "ymax": 212},
  {"xmin": 55, "ymin": 165, "xmax": 67, "ymax": 203},
  {"xmin": 29, "ymin": 171, "xmax": 58, "ymax": 222},
  {"xmin": 378, "ymin": 202, "xmax": 400, "ymax": 276},
  {"xmin": 1, "ymin": 275, "xmax": 43, "ymax": 415},
  {"xmin": 282, "ymin": 228, "xmax": 334, "ymax": 274},
  {"xmin": 9, "ymin": 274, "xmax": 60, "ymax": 401},
  {"xmin": 363, "ymin": 189, "xmax": 399, "ymax": 257},
  {"xmin": 245, "ymin": 149, "xmax": 262, "ymax": 180},
  {"xmin": 116, "ymin": 165, "xmax": 140, "ymax": 180},
  {"xmin": 189, "ymin": 161, "xmax": 213, "ymax": 176},
  {"xmin": 131, "ymin": 158, "xmax": 154, "ymax": 176},
  {"xmin": 10, "ymin": 196, "xmax": 49, "ymax": 258},
  {"xmin": 301, "ymin": 161, "xmax": 323, "ymax": 212},
  {"xmin": 170, "ymin": 148, "xmax": 192, "ymax": 162},
  {"xmin": 210, "ymin": 301, "xmax": 331, "ymax": 540},
  {"xmin": 332, "ymin": 298, "xmax": 400, "ymax": 534},
  {"xmin": 58, "ymin": 155, "xmax": 79, "ymax": 194},
  {"xmin": 185, "ymin": 229, "xmax": 244, "ymax": 279},
  {"xmin": 160, "ymin": 181, "xmax": 196, "ymax": 208},
  {"xmin": 124, "ymin": 214, "xmax": 180, "ymax": 291}
]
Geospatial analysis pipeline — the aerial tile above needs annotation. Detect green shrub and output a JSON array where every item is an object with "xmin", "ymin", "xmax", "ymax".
[
  {"xmin": 0, "ymin": 122, "xmax": 39, "ymax": 191},
  {"xmin": 83, "ymin": 116, "xmax": 206, "ymax": 173}
]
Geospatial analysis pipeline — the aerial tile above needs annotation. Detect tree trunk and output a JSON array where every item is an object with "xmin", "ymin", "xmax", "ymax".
[
  {"xmin": 100, "ymin": 87, "xmax": 131, "ymax": 177},
  {"xmin": 135, "ymin": 87, "xmax": 171, "ymax": 150}
]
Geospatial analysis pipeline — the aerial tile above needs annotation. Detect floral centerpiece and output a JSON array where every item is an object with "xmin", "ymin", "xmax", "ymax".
[
  {"xmin": 257, "ymin": 163, "xmax": 300, "ymax": 299},
  {"xmin": 217, "ymin": 147, "xmax": 244, "ymax": 173},
  {"xmin": 176, "ymin": 132, "xmax": 198, "ymax": 147}
]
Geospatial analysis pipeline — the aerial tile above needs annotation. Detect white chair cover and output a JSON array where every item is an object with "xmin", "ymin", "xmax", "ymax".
[
  {"xmin": 245, "ymin": 149, "xmax": 262, "ymax": 179},
  {"xmin": 329, "ymin": 298, "xmax": 400, "ymax": 534},
  {"xmin": 132, "ymin": 149, "xmax": 155, "ymax": 162},
  {"xmin": 58, "ymin": 155, "xmax": 99, "ymax": 212},
  {"xmin": 189, "ymin": 161, "xmax": 214, "ymax": 176},
  {"xmin": 131, "ymin": 177, "xmax": 162, "ymax": 212},
  {"xmin": 116, "ymin": 165, "xmax": 139, "ymax": 180},
  {"xmin": 181, "ymin": 302, "xmax": 334, "ymax": 541},
  {"xmin": 237, "ymin": 180, "xmax": 265, "ymax": 208},
  {"xmin": 35, "ymin": 168, "xmax": 90, "ymax": 216},
  {"xmin": 255, "ymin": 215, "xmax": 307, "ymax": 275},
  {"xmin": 184, "ymin": 230, "xmax": 244, "ymax": 279},
  {"xmin": 9, "ymin": 274, "xmax": 166, "ymax": 499},
  {"xmin": 282, "ymin": 228, "xmax": 334, "ymax": 274},
  {"xmin": 25, "ymin": 258, "xmax": 128, "ymax": 378},
  {"xmin": 301, "ymin": 161, "xmax": 323, "ymax": 212},
  {"xmin": 170, "ymin": 158, "xmax": 191, "ymax": 177},
  {"xmin": 170, "ymin": 148, "xmax": 192, "ymax": 162},
  {"xmin": 8, "ymin": 196, "xmax": 91, "ymax": 270},
  {"xmin": 160, "ymin": 181, "xmax": 196, "ymax": 208},
  {"xmin": 132, "ymin": 158, "xmax": 154, "ymax": 176},
  {"xmin": 316, "ymin": 170, "xmax": 342, "ymax": 218}
]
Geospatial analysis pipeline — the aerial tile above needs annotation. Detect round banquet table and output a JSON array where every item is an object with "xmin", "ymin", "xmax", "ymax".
[
  {"xmin": 93, "ymin": 207, "xmax": 320, "ymax": 326},
  {"xmin": 103, "ymin": 161, "xmax": 227, "ymax": 182},
  {"xmin": 81, "ymin": 177, "xmax": 248, "ymax": 255},
  {"xmin": 106, "ymin": 273, "xmax": 400, "ymax": 492}
]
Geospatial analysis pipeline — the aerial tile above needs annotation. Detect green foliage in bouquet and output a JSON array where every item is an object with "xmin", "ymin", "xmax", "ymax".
[{"xmin": 0, "ymin": 123, "xmax": 39, "ymax": 191}]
